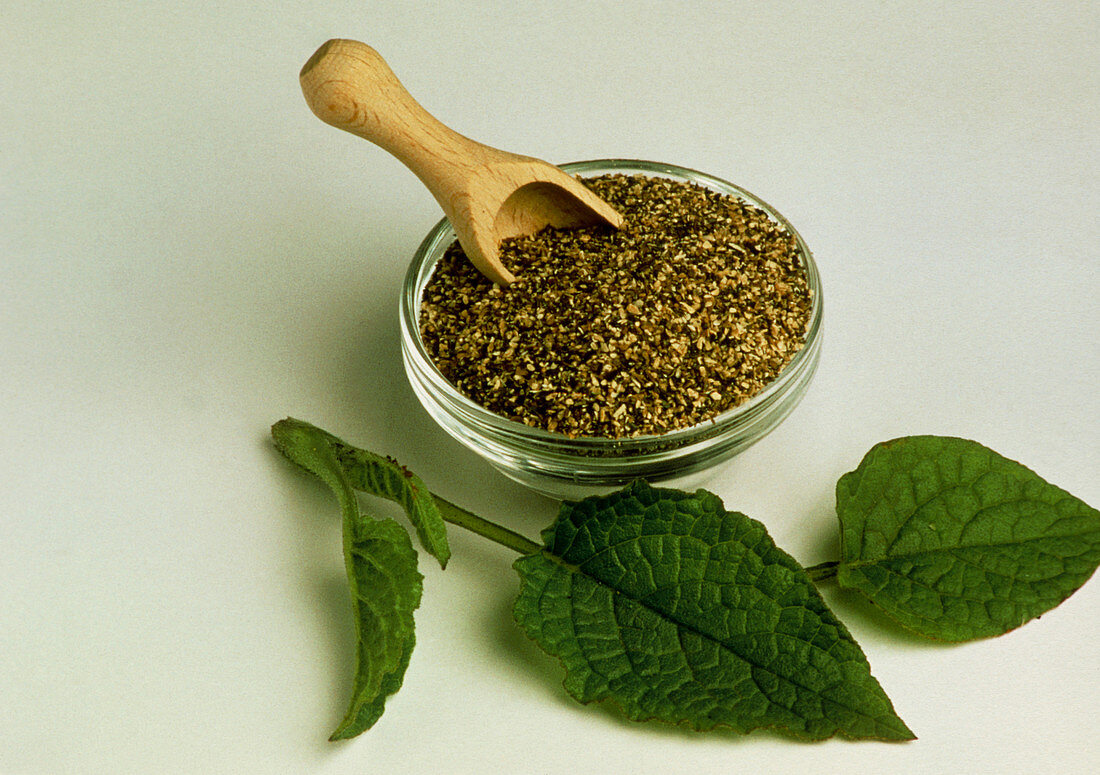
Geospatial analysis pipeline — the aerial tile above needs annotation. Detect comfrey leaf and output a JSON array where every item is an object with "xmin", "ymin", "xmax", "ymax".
[
  {"xmin": 513, "ymin": 481, "xmax": 914, "ymax": 741},
  {"xmin": 271, "ymin": 419, "xmax": 423, "ymax": 738},
  {"xmin": 330, "ymin": 517, "xmax": 422, "ymax": 740},
  {"xmin": 273, "ymin": 418, "xmax": 450, "ymax": 568},
  {"xmin": 835, "ymin": 436, "xmax": 1100, "ymax": 641}
]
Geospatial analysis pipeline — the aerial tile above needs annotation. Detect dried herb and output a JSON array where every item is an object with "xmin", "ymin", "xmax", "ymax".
[
  {"xmin": 270, "ymin": 419, "xmax": 1100, "ymax": 741},
  {"xmin": 419, "ymin": 174, "xmax": 812, "ymax": 438}
]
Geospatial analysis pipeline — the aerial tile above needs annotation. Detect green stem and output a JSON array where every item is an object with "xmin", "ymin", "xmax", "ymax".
[
  {"xmin": 433, "ymin": 495, "xmax": 542, "ymax": 555},
  {"xmin": 804, "ymin": 560, "xmax": 839, "ymax": 583},
  {"xmin": 435, "ymin": 490, "xmax": 843, "ymax": 580}
]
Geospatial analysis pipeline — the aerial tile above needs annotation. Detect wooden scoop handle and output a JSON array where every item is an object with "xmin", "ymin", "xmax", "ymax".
[{"xmin": 300, "ymin": 39, "xmax": 512, "ymax": 216}]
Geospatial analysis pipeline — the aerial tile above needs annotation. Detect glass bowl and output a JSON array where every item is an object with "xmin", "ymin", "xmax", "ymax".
[{"xmin": 400, "ymin": 159, "xmax": 822, "ymax": 500}]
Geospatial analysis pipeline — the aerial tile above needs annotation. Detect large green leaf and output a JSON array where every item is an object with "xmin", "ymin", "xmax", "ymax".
[
  {"xmin": 835, "ymin": 436, "xmax": 1100, "ymax": 641},
  {"xmin": 271, "ymin": 418, "xmax": 423, "ymax": 738},
  {"xmin": 273, "ymin": 418, "xmax": 450, "ymax": 568},
  {"xmin": 513, "ymin": 481, "xmax": 914, "ymax": 741}
]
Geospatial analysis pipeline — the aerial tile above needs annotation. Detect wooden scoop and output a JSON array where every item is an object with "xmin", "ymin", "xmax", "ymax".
[{"xmin": 300, "ymin": 39, "xmax": 623, "ymax": 286}]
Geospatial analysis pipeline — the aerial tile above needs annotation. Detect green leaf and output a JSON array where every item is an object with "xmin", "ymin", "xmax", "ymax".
[
  {"xmin": 835, "ymin": 436, "xmax": 1100, "ymax": 641},
  {"xmin": 330, "ymin": 517, "xmax": 422, "ymax": 740},
  {"xmin": 271, "ymin": 417, "xmax": 357, "ymax": 519},
  {"xmin": 512, "ymin": 481, "xmax": 914, "ymax": 741},
  {"xmin": 272, "ymin": 418, "xmax": 450, "ymax": 568},
  {"xmin": 271, "ymin": 418, "xmax": 423, "ymax": 738}
]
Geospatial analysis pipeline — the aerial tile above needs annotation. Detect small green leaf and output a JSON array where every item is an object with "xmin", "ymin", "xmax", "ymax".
[
  {"xmin": 513, "ymin": 481, "xmax": 913, "ymax": 741},
  {"xmin": 271, "ymin": 418, "xmax": 423, "ymax": 738},
  {"xmin": 330, "ymin": 517, "xmax": 422, "ymax": 740},
  {"xmin": 271, "ymin": 417, "xmax": 356, "ymax": 517},
  {"xmin": 273, "ymin": 418, "xmax": 450, "ymax": 568},
  {"xmin": 835, "ymin": 436, "xmax": 1100, "ymax": 641}
]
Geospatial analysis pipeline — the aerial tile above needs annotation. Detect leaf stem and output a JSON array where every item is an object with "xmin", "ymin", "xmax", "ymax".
[
  {"xmin": 433, "ymin": 495, "xmax": 542, "ymax": 556},
  {"xmin": 804, "ymin": 560, "xmax": 839, "ymax": 583}
]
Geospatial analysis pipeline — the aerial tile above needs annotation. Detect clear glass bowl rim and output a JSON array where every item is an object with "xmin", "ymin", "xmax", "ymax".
[{"xmin": 399, "ymin": 158, "xmax": 823, "ymax": 459}]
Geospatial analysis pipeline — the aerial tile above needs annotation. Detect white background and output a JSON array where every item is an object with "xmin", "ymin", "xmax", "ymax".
[{"xmin": 2, "ymin": 2, "xmax": 1097, "ymax": 773}]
